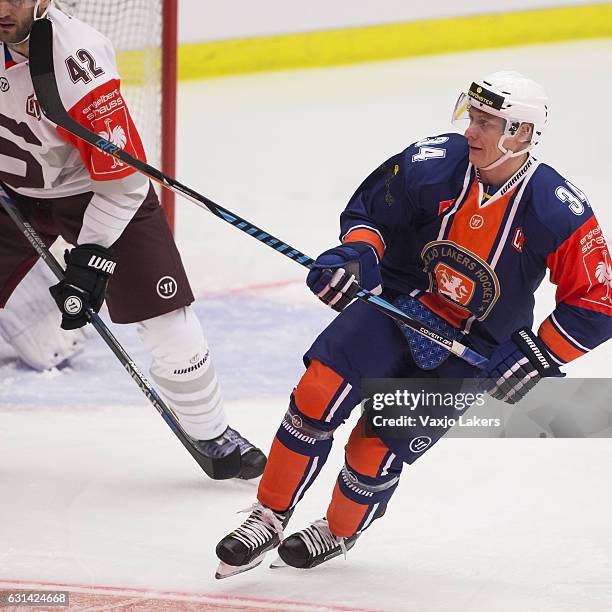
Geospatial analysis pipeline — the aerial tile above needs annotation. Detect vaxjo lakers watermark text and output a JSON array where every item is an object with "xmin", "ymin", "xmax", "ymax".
[{"xmin": 362, "ymin": 378, "xmax": 612, "ymax": 439}]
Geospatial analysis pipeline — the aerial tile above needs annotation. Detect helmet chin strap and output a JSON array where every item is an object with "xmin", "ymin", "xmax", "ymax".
[
  {"xmin": 479, "ymin": 134, "xmax": 532, "ymax": 171},
  {"xmin": 13, "ymin": 0, "xmax": 51, "ymax": 45}
]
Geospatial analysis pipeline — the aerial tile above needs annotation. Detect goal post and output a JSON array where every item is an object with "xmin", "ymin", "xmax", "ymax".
[
  {"xmin": 55, "ymin": 0, "xmax": 178, "ymax": 231},
  {"xmin": 161, "ymin": 0, "xmax": 177, "ymax": 231}
]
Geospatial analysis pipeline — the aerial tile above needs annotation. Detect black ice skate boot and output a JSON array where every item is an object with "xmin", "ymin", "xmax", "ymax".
[
  {"xmin": 272, "ymin": 517, "xmax": 359, "ymax": 569},
  {"xmin": 215, "ymin": 502, "xmax": 291, "ymax": 579},
  {"xmin": 194, "ymin": 427, "xmax": 266, "ymax": 480},
  {"xmin": 224, "ymin": 427, "xmax": 267, "ymax": 480}
]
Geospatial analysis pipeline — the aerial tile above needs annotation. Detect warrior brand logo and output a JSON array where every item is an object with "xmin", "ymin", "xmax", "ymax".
[
  {"xmin": 64, "ymin": 295, "xmax": 83, "ymax": 315},
  {"xmin": 87, "ymin": 255, "xmax": 116, "ymax": 274},
  {"xmin": 468, "ymin": 82, "xmax": 504, "ymax": 110},
  {"xmin": 341, "ymin": 466, "xmax": 373, "ymax": 498},
  {"xmin": 156, "ymin": 276, "xmax": 177, "ymax": 299},
  {"xmin": 174, "ymin": 351, "xmax": 210, "ymax": 375},
  {"xmin": 434, "ymin": 263, "xmax": 475, "ymax": 306},
  {"xmin": 517, "ymin": 329, "xmax": 551, "ymax": 369},
  {"xmin": 409, "ymin": 436, "xmax": 432, "ymax": 454},
  {"xmin": 422, "ymin": 241, "xmax": 501, "ymax": 320},
  {"xmin": 281, "ymin": 415, "xmax": 316, "ymax": 445},
  {"xmin": 0, "ymin": 77, "xmax": 9, "ymax": 92},
  {"xmin": 469, "ymin": 214, "xmax": 484, "ymax": 230},
  {"xmin": 500, "ymin": 158, "xmax": 533, "ymax": 196},
  {"xmin": 26, "ymin": 95, "xmax": 41, "ymax": 120}
]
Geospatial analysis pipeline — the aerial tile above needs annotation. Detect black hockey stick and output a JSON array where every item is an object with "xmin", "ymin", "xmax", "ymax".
[
  {"xmin": 0, "ymin": 186, "xmax": 240, "ymax": 479},
  {"xmin": 28, "ymin": 18, "xmax": 486, "ymax": 369}
]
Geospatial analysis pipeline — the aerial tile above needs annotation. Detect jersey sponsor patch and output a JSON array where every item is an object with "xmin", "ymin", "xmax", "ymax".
[
  {"xmin": 422, "ymin": 240, "xmax": 500, "ymax": 320},
  {"xmin": 580, "ymin": 225, "xmax": 612, "ymax": 310},
  {"xmin": 92, "ymin": 109, "xmax": 129, "ymax": 175},
  {"xmin": 60, "ymin": 79, "xmax": 145, "ymax": 181}
]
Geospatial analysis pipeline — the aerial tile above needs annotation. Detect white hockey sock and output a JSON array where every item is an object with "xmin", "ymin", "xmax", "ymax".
[{"xmin": 137, "ymin": 306, "xmax": 228, "ymax": 441}]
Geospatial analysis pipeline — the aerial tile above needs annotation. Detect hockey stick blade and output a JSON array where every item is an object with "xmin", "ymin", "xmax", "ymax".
[
  {"xmin": 29, "ymin": 18, "xmax": 487, "ymax": 369},
  {"xmin": 0, "ymin": 186, "xmax": 241, "ymax": 480}
]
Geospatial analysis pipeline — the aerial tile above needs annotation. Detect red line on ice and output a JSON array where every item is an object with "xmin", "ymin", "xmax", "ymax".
[{"xmin": 0, "ymin": 578, "xmax": 382, "ymax": 612}]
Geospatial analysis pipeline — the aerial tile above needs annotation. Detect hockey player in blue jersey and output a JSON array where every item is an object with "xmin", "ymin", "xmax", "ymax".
[{"xmin": 215, "ymin": 71, "xmax": 612, "ymax": 577}]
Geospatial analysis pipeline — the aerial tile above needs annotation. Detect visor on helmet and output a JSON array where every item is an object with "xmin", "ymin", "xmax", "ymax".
[{"xmin": 451, "ymin": 91, "xmax": 521, "ymax": 136}]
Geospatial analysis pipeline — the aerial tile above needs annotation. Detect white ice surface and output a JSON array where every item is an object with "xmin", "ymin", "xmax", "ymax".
[{"xmin": 1, "ymin": 39, "xmax": 612, "ymax": 611}]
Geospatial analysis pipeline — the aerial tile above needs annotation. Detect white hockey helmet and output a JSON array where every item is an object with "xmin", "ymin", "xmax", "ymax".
[{"xmin": 452, "ymin": 71, "xmax": 549, "ymax": 170}]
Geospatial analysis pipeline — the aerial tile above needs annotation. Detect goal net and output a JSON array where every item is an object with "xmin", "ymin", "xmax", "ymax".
[{"xmin": 55, "ymin": 0, "xmax": 177, "ymax": 225}]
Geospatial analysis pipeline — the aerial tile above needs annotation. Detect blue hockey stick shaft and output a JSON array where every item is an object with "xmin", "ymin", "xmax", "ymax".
[{"xmin": 28, "ymin": 18, "xmax": 487, "ymax": 369}]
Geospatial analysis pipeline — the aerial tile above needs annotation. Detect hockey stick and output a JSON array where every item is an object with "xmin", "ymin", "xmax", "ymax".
[
  {"xmin": 28, "ymin": 18, "xmax": 486, "ymax": 369},
  {"xmin": 0, "ymin": 186, "xmax": 240, "ymax": 479}
]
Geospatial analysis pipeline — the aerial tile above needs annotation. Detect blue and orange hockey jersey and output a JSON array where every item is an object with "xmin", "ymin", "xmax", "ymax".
[{"xmin": 340, "ymin": 133, "xmax": 612, "ymax": 363}]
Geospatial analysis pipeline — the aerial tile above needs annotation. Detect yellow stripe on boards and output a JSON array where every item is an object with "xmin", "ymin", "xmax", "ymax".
[{"xmin": 177, "ymin": 3, "xmax": 612, "ymax": 81}]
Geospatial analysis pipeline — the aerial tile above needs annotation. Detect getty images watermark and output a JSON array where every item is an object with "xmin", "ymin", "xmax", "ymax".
[
  {"xmin": 369, "ymin": 387, "xmax": 499, "ymax": 429},
  {"xmin": 362, "ymin": 378, "xmax": 612, "ymax": 439}
]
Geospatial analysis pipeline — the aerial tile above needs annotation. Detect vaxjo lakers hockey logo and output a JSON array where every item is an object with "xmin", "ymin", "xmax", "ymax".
[
  {"xmin": 434, "ymin": 263, "xmax": 475, "ymax": 305},
  {"xmin": 421, "ymin": 241, "xmax": 500, "ymax": 320}
]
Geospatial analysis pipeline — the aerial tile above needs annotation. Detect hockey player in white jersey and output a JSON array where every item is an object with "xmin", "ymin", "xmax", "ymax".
[{"xmin": 0, "ymin": 0, "xmax": 266, "ymax": 480}]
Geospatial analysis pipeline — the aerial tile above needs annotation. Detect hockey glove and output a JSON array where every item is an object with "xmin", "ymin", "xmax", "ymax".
[
  {"xmin": 482, "ymin": 327, "xmax": 564, "ymax": 404},
  {"xmin": 306, "ymin": 241, "xmax": 382, "ymax": 312},
  {"xmin": 49, "ymin": 244, "xmax": 116, "ymax": 330}
]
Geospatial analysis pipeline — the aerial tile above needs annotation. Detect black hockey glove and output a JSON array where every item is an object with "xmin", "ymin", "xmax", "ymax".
[
  {"xmin": 481, "ymin": 327, "xmax": 564, "ymax": 404},
  {"xmin": 49, "ymin": 244, "xmax": 116, "ymax": 330}
]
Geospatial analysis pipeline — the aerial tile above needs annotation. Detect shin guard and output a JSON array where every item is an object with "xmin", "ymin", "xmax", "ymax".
[{"xmin": 137, "ymin": 306, "xmax": 228, "ymax": 441}]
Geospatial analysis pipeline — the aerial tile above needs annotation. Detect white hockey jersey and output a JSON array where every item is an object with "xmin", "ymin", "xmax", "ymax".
[{"xmin": 0, "ymin": 7, "xmax": 149, "ymax": 246}]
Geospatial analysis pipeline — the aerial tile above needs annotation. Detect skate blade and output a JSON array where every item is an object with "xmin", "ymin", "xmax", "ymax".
[
  {"xmin": 215, "ymin": 556, "xmax": 264, "ymax": 579},
  {"xmin": 269, "ymin": 556, "xmax": 288, "ymax": 569}
]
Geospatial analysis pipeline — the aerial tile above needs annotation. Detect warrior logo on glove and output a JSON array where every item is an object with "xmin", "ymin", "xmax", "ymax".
[
  {"xmin": 50, "ymin": 244, "xmax": 117, "ymax": 330},
  {"xmin": 63, "ymin": 296, "xmax": 83, "ymax": 316}
]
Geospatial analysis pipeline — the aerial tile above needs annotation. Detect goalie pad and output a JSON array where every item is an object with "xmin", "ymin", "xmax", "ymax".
[
  {"xmin": 137, "ymin": 306, "xmax": 228, "ymax": 441},
  {"xmin": 0, "ymin": 259, "xmax": 95, "ymax": 370}
]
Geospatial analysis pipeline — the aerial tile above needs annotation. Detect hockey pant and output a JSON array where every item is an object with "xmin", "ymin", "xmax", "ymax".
[
  {"xmin": 137, "ymin": 306, "xmax": 228, "ymax": 441},
  {"xmin": 257, "ymin": 298, "xmax": 480, "ymax": 538}
]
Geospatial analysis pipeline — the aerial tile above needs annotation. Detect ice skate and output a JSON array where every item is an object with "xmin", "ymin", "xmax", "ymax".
[
  {"xmin": 272, "ymin": 517, "xmax": 359, "ymax": 570},
  {"xmin": 194, "ymin": 427, "xmax": 266, "ymax": 481},
  {"xmin": 224, "ymin": 426, "xmax": 267, "ymax": 480},
  {"xmin": 215, "ymin": 502, "xmax": 290, "ymax": 579}
]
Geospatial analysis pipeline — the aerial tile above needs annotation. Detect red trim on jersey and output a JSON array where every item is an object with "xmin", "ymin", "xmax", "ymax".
[
  {"xmin": 546, "ymin": 215, "xmax": 612, "ymax": 316},
  {"xmin": 343, "ymin": 228, "xmax": 385, "ymax": 260},
  {"xmin": 56, "ymin": 79, "xmax": 146, "ymax": 182},
  {"xmin": 538, "ymin": 318, "xmax": 585, "ymax": 363}
]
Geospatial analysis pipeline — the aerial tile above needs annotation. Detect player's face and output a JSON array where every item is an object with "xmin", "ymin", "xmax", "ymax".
[
  {"xmin": 0, "ymin": 0, "xmax": 43, "ymax": 45},
  {"xmin": 464, "ymin": 108, "xmax": 507, "ymax": 168}
]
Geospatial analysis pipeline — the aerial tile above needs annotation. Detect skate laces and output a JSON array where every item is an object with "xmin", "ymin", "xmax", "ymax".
[
  {"xmin": 231, "ymin": 502, "xmax": 285, "ymax": 551},
  {"xmin": 300, "ymin": 518, "xmax": 347, "ymax": 559},
  {"xmin": 224, "ymin": 427, "xmax": 254, "ymax": 455}
]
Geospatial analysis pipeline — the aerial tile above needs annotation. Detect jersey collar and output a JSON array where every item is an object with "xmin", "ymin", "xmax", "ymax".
[
  {"xmin": 475, "ymin": 156, "xmax": 535, "ymax": 208},
  {"xmin": 2, "ymin": 42, "xmax": 27, "ymax": 69}
]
